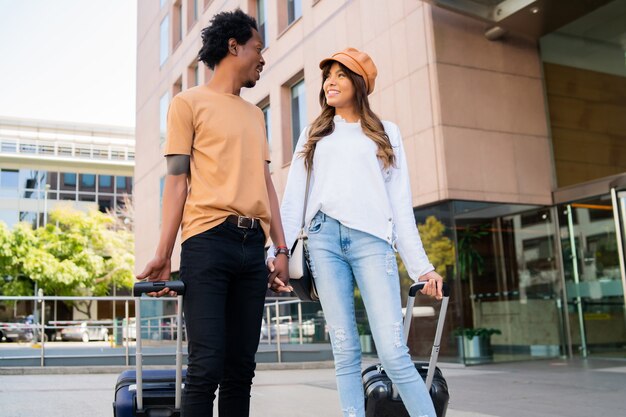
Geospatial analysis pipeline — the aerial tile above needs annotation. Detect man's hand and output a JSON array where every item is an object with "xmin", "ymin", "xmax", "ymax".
[
  {"xmin": 267, "ymin": 256, "xmax": 292, "ymax": 293},
  {"xmin": 417, "ymin": 270, "xmax": 444, "ymax": 300},
  {"xmin": 136, "ymin": 256, "xmax": 177, "ymax": 297}
]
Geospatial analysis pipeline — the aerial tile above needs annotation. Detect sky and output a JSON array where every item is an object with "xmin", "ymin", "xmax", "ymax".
[{"xmin": 0, "ymin": 0, "xmax": 137, "ymax": 128}]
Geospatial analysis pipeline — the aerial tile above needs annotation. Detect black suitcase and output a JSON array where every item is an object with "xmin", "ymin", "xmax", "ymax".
[
  {"xmin": 113, "ymin": 281, "xmax": 186, "ymax": 417},
  {"xmin": 362, "ymin": 281, "xmax": 451, "ymax": 417}
]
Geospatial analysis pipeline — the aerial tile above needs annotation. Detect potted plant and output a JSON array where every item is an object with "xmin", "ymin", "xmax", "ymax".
[{"xmin": 454, "ymin": 327, "xmax": 501, "ymax": 362}]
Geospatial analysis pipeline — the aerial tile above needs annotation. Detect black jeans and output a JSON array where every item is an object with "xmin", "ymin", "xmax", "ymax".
[{"xmin": 180, "ymin": 220, "xmax": 267, "ymax": 417}]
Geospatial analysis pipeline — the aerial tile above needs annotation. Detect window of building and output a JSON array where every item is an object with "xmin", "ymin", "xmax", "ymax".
[
  {"xmin": 290, "ymin": 79, "xmax": 306, "ymax": 152},
  {"xmin": 160, "ymin": 92, "xmax": 170, "ymax": 145},
  {"xmin": 187, "ymin": 62, "xmax": 199, "ymax": 88},
  {"xmin": 62, "ymin": 173, "xmax": 77, "ymax": 188},
  {"xmin": 99, "ymin": 175, "xmax": 113, "ymax": 193},
  {"xmin": 116, "ymin": 176, "xmax": 128, "ymax": 193},
  {"xmin": 79, "ymin": 174, "xmax": 96, "ymax": 192},
  {"xmin": 258, "ymin": 98, "xmax": 272, "ymax": 170},
  {"xmin": 173, "ymin": 76, "xmax": 183, "ymax": 96},
  {"xmin": 257, "ymin": 0, "xmax": 268, "ymax": 47},
  {"xmin": 0, "ymin": 169, "xmax": 19, "ymax": 189},
  {"xmin": 99, "ymin": 196, "xmax": 113, "ymax": 212},
  {"xmin": 287, "ymin": 0, "xmax": 302, "ymax": 25},
  {"xmin": 160, "ymin": 15, "xmax": 170, "ymax": 66},
  {"xmin": 186, "ymin": 0, "xmax": 199, "ymax": 32},
  {"xmin": 172, "ymin": 0, "xmax": 182, "ymax": 50},
  {"xmin": 262, "ymin": 103, "xmax": 271, "ymax": 151}
]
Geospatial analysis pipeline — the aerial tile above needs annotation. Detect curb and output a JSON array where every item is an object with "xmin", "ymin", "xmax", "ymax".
[{"xmin": 0, "ymin": 360, "xmax": 337, "ymax": 375}]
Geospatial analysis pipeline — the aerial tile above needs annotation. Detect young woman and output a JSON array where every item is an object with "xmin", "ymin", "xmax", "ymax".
[{"xmin": 268, "ymin": 48, "xmax": 443, "ymax": 417}]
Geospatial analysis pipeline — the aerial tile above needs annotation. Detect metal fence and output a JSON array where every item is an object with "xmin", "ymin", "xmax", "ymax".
[{"xmin": 0, "ymin": 294, "xmax": 321, "ymax": 366}]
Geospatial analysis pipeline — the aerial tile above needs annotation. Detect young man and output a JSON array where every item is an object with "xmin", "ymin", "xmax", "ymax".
[{"xmin": 136, "ymin": 9, "xmax": 291, "ymax": 416}]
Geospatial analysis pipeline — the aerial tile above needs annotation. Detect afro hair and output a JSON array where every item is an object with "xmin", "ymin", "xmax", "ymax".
[{"xmin": 198, "ymin": 9, "xmax": 258, "ymax": 70}]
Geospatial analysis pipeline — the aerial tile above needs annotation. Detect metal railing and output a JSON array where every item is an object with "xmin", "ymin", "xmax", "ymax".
[
  {"xmin": 0, "ymin": 137, "xmax": 135, "ymax": 161},
  {"xmin": 0, "ymin": 295, "xmax": 319, "ymax": 366}
]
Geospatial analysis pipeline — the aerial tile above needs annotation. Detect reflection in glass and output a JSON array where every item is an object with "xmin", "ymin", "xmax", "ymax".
[{"xmin": 560, "ymin": 197, "xmax": 625, "ymax": 357}]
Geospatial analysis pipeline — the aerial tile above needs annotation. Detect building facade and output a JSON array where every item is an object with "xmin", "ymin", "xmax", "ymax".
[
  {"xmin": 0, "ymin": 116, "xmax": 134, "ymax": 228},
  {"xmin": 0, "ymin": 116, "xmax": 135, "ymax": 321},
  {"xmin": 135, "ymin": 0, "xmax": 626, "ymax": 363}
]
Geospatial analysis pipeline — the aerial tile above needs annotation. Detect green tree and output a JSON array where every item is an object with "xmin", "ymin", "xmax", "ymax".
[
  {"xmin": 398, "ymin": 216, "xmax": 455, "ymax": 303},
  {"xmin": 0, "ymin": 207, "xmax": 135, "ymax": 318}
]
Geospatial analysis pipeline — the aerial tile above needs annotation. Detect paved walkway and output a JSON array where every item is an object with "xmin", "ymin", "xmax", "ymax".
[{"xmin": 1, "ymin": 358, "xmax": 625, "ymax": 416}]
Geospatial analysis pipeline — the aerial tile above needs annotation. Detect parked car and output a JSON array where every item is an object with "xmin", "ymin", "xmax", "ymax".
[
  {"xmin": 261, "ymin": 316, "xmax": 293, "ymax": 339},
  {"xmin": 60, "ymin": 321, "xmax": 110, "ymax": 342},
  {"xmin": 0, "ymin": 316, "xmax": 40, "ymax": 342}
]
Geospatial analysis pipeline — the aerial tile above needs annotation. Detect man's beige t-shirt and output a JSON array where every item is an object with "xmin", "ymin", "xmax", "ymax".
[{"xmin": 164, "ymin": 85, "xmax": 271, "ymax": 243}]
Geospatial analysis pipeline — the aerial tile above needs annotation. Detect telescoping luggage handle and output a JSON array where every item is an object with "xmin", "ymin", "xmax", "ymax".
[
  {"xmin": 133, "ymin": 281, "xmax": 186, "ymax": 412},
  {"xmin": 404, "ymin": 281, "xmax": 450, "ymax": 391}
]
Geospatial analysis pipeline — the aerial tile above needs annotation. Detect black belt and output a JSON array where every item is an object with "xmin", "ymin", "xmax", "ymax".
[{"xmin": 226, "ymin": 215, "xmax": 260, "ymax": 229}]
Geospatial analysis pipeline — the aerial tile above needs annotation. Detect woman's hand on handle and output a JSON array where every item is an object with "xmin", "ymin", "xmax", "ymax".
[{"xmin": 417, "ymin": 270, "xmax": 443, "ymax": 300}]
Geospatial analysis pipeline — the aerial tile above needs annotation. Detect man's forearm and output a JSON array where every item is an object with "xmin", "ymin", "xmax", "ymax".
[
  {"xmin": 266, "ymin": 168, "xmax": 286, "ymax": 249},
  {"xmin": 155, "ymin": 175, "xmax": 188, "ymax": 258}
]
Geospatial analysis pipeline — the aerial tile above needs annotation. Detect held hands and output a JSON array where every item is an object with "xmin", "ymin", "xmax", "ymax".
[
  {"xmin": 266, "ymin": 255, "xmax": 293, "ymax": 293},
  {"xmin": 135, "ymin": 256, "xmax": 178, "ymax": 298},
  {"xmin": 417, "ymin": 270, "xmax": 444, "ymax": 300}
]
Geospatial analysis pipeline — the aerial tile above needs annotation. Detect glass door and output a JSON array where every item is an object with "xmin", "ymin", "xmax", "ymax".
[{"xmin": 560, "ymin": 194, "xmax": 626, "ymax": 358}]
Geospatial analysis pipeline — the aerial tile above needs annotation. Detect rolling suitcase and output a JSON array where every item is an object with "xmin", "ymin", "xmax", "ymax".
[
  {"xmin": 113, "ymin": 281, "xmax": 186, "ymax": 417},
  {"xmin": 362, "ymin": 281, "xmax": 451, "ymax": 417}
]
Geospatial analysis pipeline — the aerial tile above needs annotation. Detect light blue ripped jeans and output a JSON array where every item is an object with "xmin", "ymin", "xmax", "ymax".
[{"xmin": 307, "ymin": 212, "xmax": 436, "ymax": 417}]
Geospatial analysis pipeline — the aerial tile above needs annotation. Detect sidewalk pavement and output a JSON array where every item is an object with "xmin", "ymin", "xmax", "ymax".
[{"xmin": 1, "ymin": 358, "xmax": 625, "ymax": 417}]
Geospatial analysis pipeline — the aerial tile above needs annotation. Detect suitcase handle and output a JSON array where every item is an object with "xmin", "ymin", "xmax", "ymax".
[
  {"xmin": 133, "ymin": 280, "xmax": 185, "ymax": 411},
  {"xmin": 404, "ymin": 280, "xmax": 450, "ymax": 391},
  {"xmin": 133, "ymin": 280, "xmax": 185, "ymax": 297},
  {"xmin": 408, "ymin": 281, "xmax": 450, "ymax": 298}
]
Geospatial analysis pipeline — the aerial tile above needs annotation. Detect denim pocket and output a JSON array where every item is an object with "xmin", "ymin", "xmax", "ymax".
[{"xmin": 308, "ymin": 215, "xmax": 323, "ymax": 234}]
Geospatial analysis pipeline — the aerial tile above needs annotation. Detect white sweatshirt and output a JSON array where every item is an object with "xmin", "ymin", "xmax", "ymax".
[{"xmin": 271, "ymin": 116, "xmax": 434, "ymax": 281}]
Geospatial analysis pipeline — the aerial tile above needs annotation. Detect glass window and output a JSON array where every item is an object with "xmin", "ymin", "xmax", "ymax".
[
  {"xmin": 116, "ymin": 176, "xmax": 127, "ymax": 192},
  {"xmin": 287, "ymin": 0, "xmax": 302, "ymax": 25},
  {"xmin": 79, "ymin": 174, "xmax": 96, "ymax": 192},
  {"xmin": 47, "ymin": 172, "xmax": 58, "ymax": 191},
  {"xmin": 19, "ymin": 212, "xmax": 38, "ymax": 228},
  {"xmin": 160, "ymin": 15, "xmax": 170, "ymax": 66},
  {"xmin": 173, "ymin": 1, "xmax": 182, "ymax": 48},
  {"xmin": 98, "ymin": 196, "xmax": 113, "ymax": 213},
  {"xmin": 160, "ymin": 92, "xmax": 170, "ymax": 145},
  {"xmin": 290, "ymin": 79, "xmax": 306, "ymax": 151},
  {"xmin": 99, "ymin": 175, "xmax": 113, "ymax": 192},
  {"xmin": 79, "ymin": 194, "xmax": 96, "ymax": 202},
  {"xmin": 0, "ymin": 169, "xmax": 19, "ymax": 189},
  {"xmin": 262, "ymin": 103, "xmax": 271, "ymax": 151},
  {"xmin": 62, "ymin": 173, "xmax": 77, "ymax": 187},
  {"xmin": 257, "ymin": 0, "xmax": 268, "ymax": 47}
]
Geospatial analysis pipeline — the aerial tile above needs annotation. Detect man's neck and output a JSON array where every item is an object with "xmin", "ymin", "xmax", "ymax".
[{"xmin": 206, "ymin": 67, "xmax": 242, "ymax": 96}]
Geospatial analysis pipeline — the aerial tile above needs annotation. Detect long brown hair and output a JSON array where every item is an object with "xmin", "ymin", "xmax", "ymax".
[{"xmin": 300, "ymin": 61, "xmax": 395, "ymax": 170}]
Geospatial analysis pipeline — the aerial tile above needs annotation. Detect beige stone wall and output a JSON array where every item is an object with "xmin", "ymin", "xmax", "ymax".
[
  {"xmin": 135, "ymin": 1, "xmax": 555, "ymax": 272},
  {"xmin": 431, "ymin": 7, "xmax": 554, "ymax": 206}
]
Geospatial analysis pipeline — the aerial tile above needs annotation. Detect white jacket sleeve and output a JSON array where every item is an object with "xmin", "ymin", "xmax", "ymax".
[
  {"xmin": 267, "ymin": 128, "xmax": 309, "ymax": 260},
  {"xmin": 385, "ymin": 122, "xmax": 435, "ymax": 280}
]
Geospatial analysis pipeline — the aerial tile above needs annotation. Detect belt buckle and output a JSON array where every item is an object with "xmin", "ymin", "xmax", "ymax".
[{"xmin": 237, "ymin": 216, "xmax": 253, "ymax": 229}]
